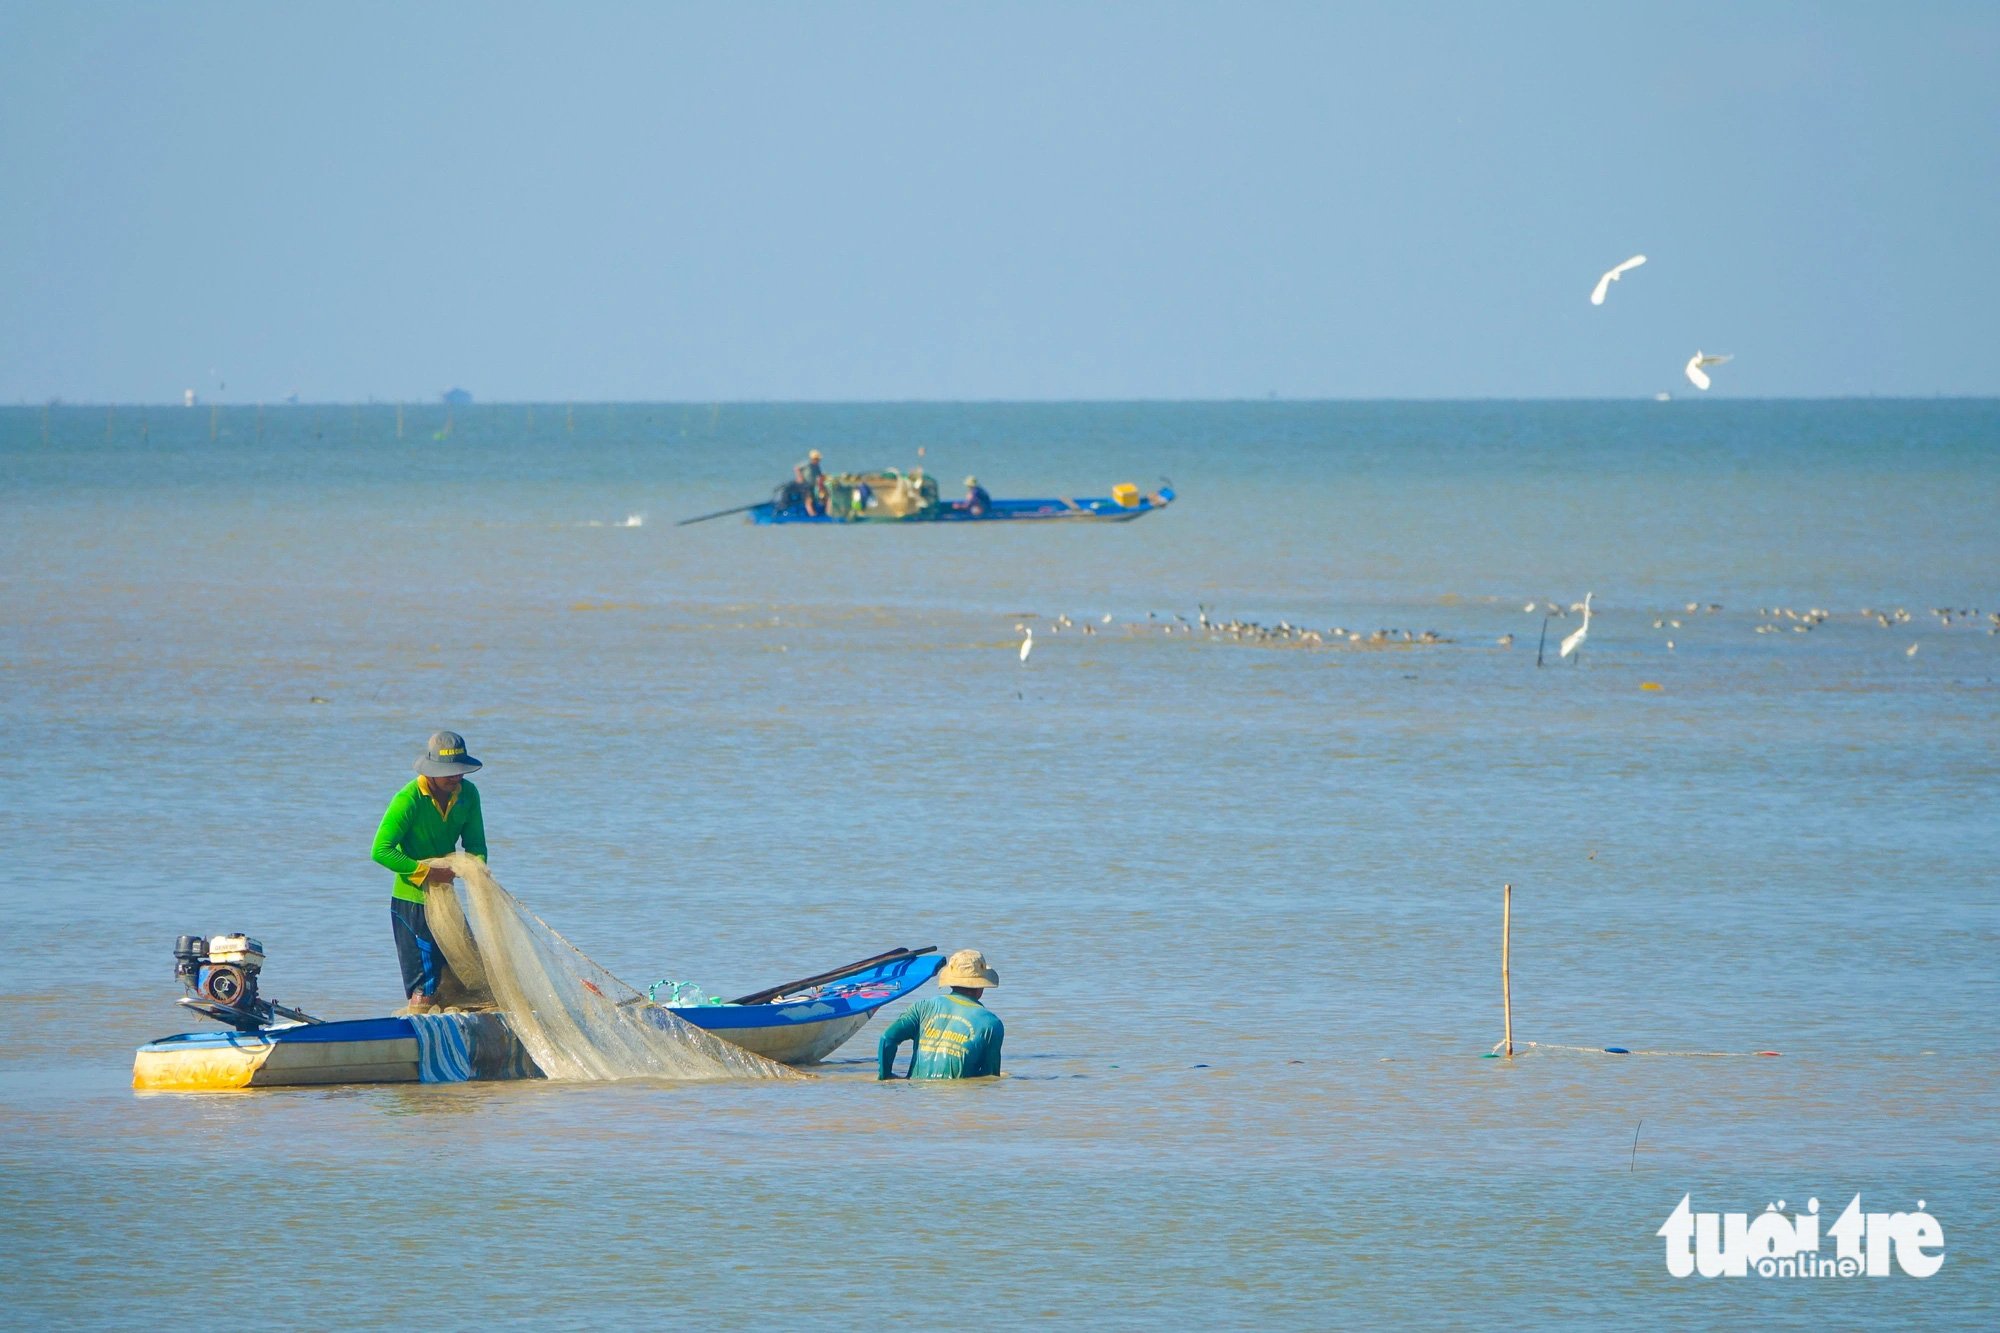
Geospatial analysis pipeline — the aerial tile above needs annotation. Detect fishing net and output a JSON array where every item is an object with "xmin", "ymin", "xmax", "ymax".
[
  {"xmin": 827, "ymin": 469, "xmax": 940, "ymax": 518},
  {"xmin": 420, "ymin": 852, "xmax": 804, "ymax": 1082}
]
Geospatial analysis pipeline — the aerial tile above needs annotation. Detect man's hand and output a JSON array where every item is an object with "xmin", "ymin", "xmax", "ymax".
[{"xmin": 421, "ymin": 864, "xmax": 456, "ymax": 887}]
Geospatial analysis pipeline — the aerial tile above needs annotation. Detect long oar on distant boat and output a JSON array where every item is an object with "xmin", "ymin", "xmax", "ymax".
[{"xmin": 676, "ymin": 501, "xmax": 763, "ymax": 526}]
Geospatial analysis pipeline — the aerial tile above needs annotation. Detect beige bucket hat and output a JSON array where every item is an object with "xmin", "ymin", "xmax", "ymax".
[{"xmin": 937, "ymin": 948, "xmax": 999, "ymax": 989}]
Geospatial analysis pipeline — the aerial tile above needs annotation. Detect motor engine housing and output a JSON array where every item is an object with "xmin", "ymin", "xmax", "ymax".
[{"xmin": 172, "ymin": 934, "xmax": 273, "ymax": 1028}]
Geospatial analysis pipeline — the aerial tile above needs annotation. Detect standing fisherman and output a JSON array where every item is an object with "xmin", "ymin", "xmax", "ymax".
[
  {"xmin": 877, "ymin": 949, "xmax": 1005, "ymax": 1079},
  {"xmin": 371, "ymin": 731, "xmax": 487, "ymax": 1013},
  {"xmin": 794, "ymin": 448, "xmax": 826, "ymax": 515}
]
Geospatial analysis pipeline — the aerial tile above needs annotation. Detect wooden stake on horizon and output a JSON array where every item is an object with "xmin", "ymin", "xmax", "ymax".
[{"xmin": 1502, "ymin": 882, "xmax": 1514, "ymax": 1057}]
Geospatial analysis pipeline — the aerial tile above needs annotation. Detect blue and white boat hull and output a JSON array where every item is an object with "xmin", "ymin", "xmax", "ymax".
[{"xmin": 133, "ymin": 954, "xmax": 944, "ymax": 1089}]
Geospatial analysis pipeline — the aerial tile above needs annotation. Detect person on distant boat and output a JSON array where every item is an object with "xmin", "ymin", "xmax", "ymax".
[
  {"xmin": 960, "ymin": 475, "xmax": 991, "ymax": 517},
  {"xmin": 794, "ymin": 449, "xmax": 826, "ymax": 516},
  {"xmin": 877, "ymin": 949, "xmax": 1004, "ymax": 1079},
  {"xmin": 370, "ymin": 731, "xmax": 487, "ymax": 1014},
  {"xmin": 891, "ymin": 464, "xmax": 937, "ymax": 515}
]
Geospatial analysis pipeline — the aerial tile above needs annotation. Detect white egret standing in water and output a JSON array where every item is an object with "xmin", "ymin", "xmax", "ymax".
[
  {"xmin": 1560, "ymin": 593, "xmax": 1593, "ymax": 661},
  {"xmin": 1019, "ymin": 627, "xmax": 1033, "ymax": 663},
  {"xmin": 1590, "ymin": 255, "xmax": 1647, "ymax": 305}
]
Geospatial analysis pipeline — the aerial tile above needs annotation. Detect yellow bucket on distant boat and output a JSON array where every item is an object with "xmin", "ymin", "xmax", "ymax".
[{"xmin": 1111, "ymin": 483, "xmax": 1141, "ymax": 508}]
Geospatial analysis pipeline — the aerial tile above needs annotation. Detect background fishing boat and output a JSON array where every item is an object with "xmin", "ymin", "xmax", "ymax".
[{"xmin": 681, "ymin": 472, "xmax": 1174, "ymax": 525}]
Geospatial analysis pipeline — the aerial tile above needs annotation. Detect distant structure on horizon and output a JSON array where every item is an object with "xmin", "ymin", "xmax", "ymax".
[{"xmin": 442, "ymin": 387, "xmax": 473, "ymax": 406}]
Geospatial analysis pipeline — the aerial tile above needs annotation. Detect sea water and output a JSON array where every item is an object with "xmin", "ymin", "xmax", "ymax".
[{"xmin": 0, "ymin": 401, "xmax": 1994, "ymax": 1327}]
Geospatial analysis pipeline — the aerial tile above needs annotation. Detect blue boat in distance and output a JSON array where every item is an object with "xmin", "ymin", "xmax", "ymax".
[
  {"xmin": 751, "ymin": 488, "xmax": 1175, "ymax": 524},
  {"xmin": 680, "ymin": 471, "xmax": 1175, "ymax": 526}
]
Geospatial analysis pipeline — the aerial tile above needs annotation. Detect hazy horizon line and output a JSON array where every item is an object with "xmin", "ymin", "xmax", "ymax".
[{"xmin": 9, "ymin": 394, "xmax": 1999, "ymax": 410}]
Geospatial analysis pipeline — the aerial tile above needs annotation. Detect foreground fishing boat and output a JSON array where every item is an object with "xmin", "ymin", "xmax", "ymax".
[
  {"xmin": 132, "ymin": 1013, "xmax": 535, "ymax": 1091},
  {"xmin": 134, "ymin": 940, "xmax": 942, "ymax": 1091}
]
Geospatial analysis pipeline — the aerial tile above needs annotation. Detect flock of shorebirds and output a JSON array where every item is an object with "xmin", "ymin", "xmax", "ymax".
[
  {"xmin": 1012, "ymin": 611, "xmax": 1455, "ymax": 662},
  {"xmin": 1015, "ymin": 609, "xmax": 1452, "ymax": 649},
  {"xmin": 1743, "ymin": 605, "xmax": 1998, "ymax": 658},
  {"xmin": 1009, "ymin": 600, "xmax": 1995, "ymax": 661}
]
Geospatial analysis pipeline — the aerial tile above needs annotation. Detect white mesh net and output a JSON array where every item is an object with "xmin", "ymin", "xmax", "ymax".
[{"xmin": 420, "ymin": 853, "xmax": 804, "ymax": 1082}]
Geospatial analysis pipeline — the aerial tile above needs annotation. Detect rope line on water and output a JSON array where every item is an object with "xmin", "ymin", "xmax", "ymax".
[{"xmin": 1490, "ymin": 1039, "xmax": 1781, "ymax": 1058}]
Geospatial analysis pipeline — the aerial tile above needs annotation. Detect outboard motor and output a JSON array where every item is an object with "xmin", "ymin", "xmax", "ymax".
[{"xmin": 171, "ymin": 934, "xmax": 320, "ymax": 1031}]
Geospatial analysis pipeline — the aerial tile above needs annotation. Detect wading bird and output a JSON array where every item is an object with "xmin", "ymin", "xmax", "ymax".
[{"xmin": 1560, "ymin": 593, "xmax": 1594, "ymax": 661}]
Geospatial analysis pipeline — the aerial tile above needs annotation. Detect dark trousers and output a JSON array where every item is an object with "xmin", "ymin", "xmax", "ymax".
[{"xmin": 390, "ymin": 897, "xmax": 441, "ymax": 998}]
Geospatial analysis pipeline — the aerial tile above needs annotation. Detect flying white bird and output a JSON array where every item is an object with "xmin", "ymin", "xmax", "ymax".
[
  {"xmin": 1589, "ymin": 255, "xmax": 1647, "ymax": 306},
  {"xmin": 1684, "ymin": 350, "xmax": 1732, "ymax": 390},
  {"xmin": 1019, "ymin": 627, "xmax": 1033, "ymax": 663},
  {"xmin": 1560, "ymin": 592, "xmax": 1593, "ymax": 660}
]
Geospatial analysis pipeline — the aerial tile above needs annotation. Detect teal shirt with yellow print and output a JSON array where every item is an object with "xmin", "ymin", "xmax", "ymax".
[
  {"xmin": 372, "ymin": 776, "xmax": 486, "ymax": 903},
  {"xmin": 877, "ymin": 992, "xmax": 1004, "ymax": 1079}
]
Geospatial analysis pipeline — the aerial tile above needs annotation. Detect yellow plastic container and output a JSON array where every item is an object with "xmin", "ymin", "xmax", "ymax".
[{"xmin": 1111, "ymin": 483, "xmax": 1141, "ymax": 508}]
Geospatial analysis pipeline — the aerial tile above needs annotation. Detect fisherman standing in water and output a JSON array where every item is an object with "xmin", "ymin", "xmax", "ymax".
[
  {"xmin": 877, "ymin": 949, "xmax": 1004, "ymax": 1079},
  {"xmin": 371, "ymin": 731, "xmax": 487, "ymax": 1013}
]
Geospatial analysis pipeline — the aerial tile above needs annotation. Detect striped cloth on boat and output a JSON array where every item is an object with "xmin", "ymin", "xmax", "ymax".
[{"xmin": 410, "ymin": 1013, "xmax": 476, "ymax": 1083}]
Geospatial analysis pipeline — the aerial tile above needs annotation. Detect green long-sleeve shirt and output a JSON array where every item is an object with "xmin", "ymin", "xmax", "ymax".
[
  {"xmin": 372, "ymin": 777, "xmax": 487, "ymax": 903},
  {"xmin": 877, "ymin": 993, "xmax": 1004, "ymax": 1080}
]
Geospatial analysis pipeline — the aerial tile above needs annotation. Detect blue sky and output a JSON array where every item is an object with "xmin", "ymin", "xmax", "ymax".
[{"xmin": 3, "ymin": 2, "xmax": 1995, "ymax": 401}]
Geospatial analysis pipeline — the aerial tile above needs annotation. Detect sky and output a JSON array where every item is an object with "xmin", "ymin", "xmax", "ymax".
[{"xmin": 3, "ymin": 1, "xmax": 1997, "ymax": 402}]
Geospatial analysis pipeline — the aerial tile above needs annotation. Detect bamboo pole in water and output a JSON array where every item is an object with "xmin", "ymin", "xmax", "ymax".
[{"xmin": 1502, "ymin": 882, "xmax": 1514, "ymax": 1057}]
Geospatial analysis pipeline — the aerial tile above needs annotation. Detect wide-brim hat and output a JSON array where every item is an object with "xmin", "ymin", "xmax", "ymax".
[
  {"xmin": 415, "ymin": 730, "xmax": 482, "ymax": 777},
  {"xmin": 937, "ymin": 948, "xmax": 999, "ymax": 989}
]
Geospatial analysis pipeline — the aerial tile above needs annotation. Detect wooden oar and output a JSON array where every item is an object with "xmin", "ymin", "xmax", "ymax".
[
  {"xmin": 729, "ymin": 945, "xmax": 937, "ymax": 1006},
  {"xmin": 676, "ymin": 501, "xmax": 763, "ymax": 527}
]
